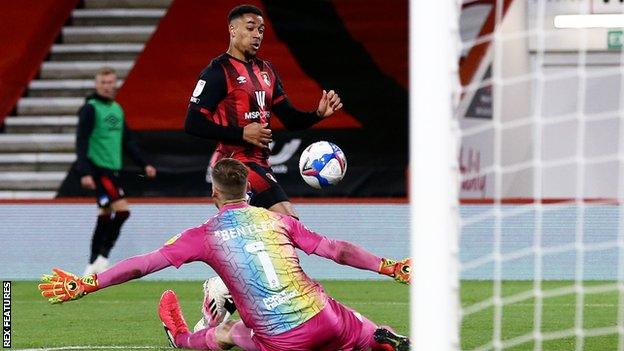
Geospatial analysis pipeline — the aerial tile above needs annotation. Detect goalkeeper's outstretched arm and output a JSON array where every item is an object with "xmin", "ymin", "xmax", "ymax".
[
  {"xmin": 285, "ymin": 216, "xmax": 411, "ymax": 284},
  {"xmin": 38, "ymin": 250, "xmax": 173, "ymax": 304},
  {"xmin": 98, "ymin": 250, "xmax": 171, "ymax": 288},
  {"xmin": 312, "ymin": 237, "xmax": 411, "ymax": 284}
]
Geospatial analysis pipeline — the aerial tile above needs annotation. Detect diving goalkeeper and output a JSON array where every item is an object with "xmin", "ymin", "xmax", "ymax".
[{"xmin": 38, "ymin": 158, "xmax": 411, "ymax": 351}]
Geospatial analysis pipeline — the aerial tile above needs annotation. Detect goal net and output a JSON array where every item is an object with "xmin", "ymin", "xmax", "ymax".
[
  {"xmin": 455, "ymin": 0, "xmax": 624, "ymax": 350},
  {"xmin": 411, "ymin": 0, "xmax": 624, "ymax": 349}
]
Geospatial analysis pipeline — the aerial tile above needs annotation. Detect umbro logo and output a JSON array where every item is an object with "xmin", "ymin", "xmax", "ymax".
[
  {"xmin": 104, "ymin": 114, "xmax": 120, "ymax": 128},
  {"xmin": 237, "ymin": 76, "xmax": 247, "ymax": 84}
]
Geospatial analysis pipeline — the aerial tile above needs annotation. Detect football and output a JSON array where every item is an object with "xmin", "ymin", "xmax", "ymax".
[{"xmin": 298, "ymin": 141, "xmax": 347, "ymax": 189}]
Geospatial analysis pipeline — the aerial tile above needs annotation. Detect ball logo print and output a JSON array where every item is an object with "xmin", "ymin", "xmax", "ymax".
[{"xmin": 298, "ymin": 141, "xmax": 347, "ymax": 189}]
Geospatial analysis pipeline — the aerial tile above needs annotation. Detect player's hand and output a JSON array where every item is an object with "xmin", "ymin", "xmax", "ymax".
[
  {"xmin": 316, "ymin": 90, "xmax": 343, "ymax": 118},
  {"xmin": 379, "ymin": 258, "xmax": 411, "ymax": 284},
  {"xmin": 80, "ymin": 175, "xmax": 96, "ymax": 190},
  {"xmin": 38, "ymin": 268, "xmax": 99, "ymax": 304},
  {"xmin": 243, "ymin": 122, "xmax": 272, "ymax": 148},
  {"xmin": 144, "ymin": 165, "xmax": 157, "ymax": 178}
]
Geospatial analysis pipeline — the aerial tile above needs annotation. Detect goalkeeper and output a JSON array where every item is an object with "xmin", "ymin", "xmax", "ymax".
[{"xmin": 39, "ymin": 158, "xmax": 411, "ymax": 351}]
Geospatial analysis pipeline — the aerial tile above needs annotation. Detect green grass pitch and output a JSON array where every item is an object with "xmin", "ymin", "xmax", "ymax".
[
  {"xmin": 10, "ymin": 280, "xmax": 620, "ymax": 350},
  {"xmin": 11, "ymin": 280, "xmax": 409, "ymax": 350},
  {"xmin": 462, "ymin": 281, "xmax": 621, "ymax": 350}
]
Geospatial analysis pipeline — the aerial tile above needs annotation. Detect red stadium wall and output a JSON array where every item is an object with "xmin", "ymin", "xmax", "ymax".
[
  {"xmin": 0, "ymin": 0, "xmax": 79, "ymax": 124},
  {"xmin": 332, "ymin": 1, "xmax": 407, "ymax": 90},
  {"xmin": 117, "ymin": 0, "xmax": 362, "ymax": 131}
]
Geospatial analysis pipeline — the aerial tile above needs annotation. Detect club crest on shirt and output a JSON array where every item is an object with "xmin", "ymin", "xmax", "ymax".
[
  {"xmin": 260, "ymin": 72, "xmax": 271, "ymax": 86},
  {"xmin": 237, "ymin": 76, "xmax": 247, "ymax": 84}
]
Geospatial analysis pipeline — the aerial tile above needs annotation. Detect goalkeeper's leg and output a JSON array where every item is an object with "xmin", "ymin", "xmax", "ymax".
[
  {"xmin": 347, "ymin": 303, "xmax": 410, "ymax": 351},
  {"xmin": 174, "ymin": 321, "xmax": 258, "ymax": 351},
  {"xmin": 159, "ymin": 290, "xmax": 256, "ymax": 350},
  {"xmin": 221, "ymin": 320, "xmax": 259, "ymax": 351}
]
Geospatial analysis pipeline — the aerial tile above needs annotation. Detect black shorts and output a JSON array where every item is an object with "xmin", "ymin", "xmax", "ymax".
[
  {"xmin": 245, "ymin": 163, "xmax": 289, "ymax": 209},
  {"xmin": 91, "ymin": 166, "xmax": 125, "ymax": 208}
]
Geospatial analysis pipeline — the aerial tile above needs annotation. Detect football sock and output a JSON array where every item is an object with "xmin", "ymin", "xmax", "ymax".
[
  {"xmin": 100, "ymin": 210, "xmax": 130, "ymax": 258},
  {"xmin": 230, "ymin": 321, "xmax": 258, "ymax": 351},
  {"xmin": 90, "ymin": 214, "xmax": 112, "ymax": 264},
  {"xmin": 174, "ymin": 323, "xmax": 254, "ymax": 351},
  {"xmin": 204, "ymin": 327, "xmax": 220, "ymax": 350},
  {"xmin": 174, "ymin": 328, "xmax": 213, "ymax": 350}
]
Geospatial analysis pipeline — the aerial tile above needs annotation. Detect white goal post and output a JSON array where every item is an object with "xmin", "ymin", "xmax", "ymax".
[
  {"xmin": 410, "ymin": 0, "xmax": 461, "ymax": 350},
  {"xmin": 411, "ymin": 0, "xmax": 624, "ymax": 350}
]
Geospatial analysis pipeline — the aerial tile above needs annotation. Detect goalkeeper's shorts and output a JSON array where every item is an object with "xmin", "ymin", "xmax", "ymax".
[{"xmin": 251, "ymin": 297, "xmax": 379, "ymax": 351}]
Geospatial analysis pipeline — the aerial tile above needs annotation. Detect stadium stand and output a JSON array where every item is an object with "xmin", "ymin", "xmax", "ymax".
[
  {"xmin": 1, "ymin": 0, "xmax": 409, "ymax": 198},
  {"xmin": 115, "ymin": 0, "xmax": 361, "ymax": 131},
  {"xmin": 0, "ymin": 0, "xmax": 171, "ymax": 199}
]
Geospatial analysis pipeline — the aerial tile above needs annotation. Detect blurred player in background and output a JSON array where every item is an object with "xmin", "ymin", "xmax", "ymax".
[
  {"xmin": 184, "ymin": 4, "xmax": 342, "ymax": 219},
  {"xmin": 39, "ymin": 158, "xmax": 411, "ymax": 351},
  {"xmin": 76, "ymin": 67, "xmax": 157, "ymax": 275}
]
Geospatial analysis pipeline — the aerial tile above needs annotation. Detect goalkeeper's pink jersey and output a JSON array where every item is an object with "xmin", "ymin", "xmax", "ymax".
[{"xmin": 159, "ymin": 202, "xmax": 327, "ymax": 336}]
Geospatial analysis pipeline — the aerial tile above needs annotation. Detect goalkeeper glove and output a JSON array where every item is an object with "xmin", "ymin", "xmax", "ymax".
[
  {"xmin": 379, "ymin": 258, "xmax": 411, "ymax": 284},
  {"xmin": 38, "ymin": 268, "xmax": 99, "ymax": 304}
]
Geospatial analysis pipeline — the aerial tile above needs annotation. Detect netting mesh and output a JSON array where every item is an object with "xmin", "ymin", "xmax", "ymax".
[{"xmin": 457, "ymin": 1, "xmax": 624, "ymax": 350}]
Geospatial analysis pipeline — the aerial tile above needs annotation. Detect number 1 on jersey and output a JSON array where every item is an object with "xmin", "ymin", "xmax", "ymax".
[{"xmin": 245, "ymin": 241, "xmax": 280, "ymax": 289}]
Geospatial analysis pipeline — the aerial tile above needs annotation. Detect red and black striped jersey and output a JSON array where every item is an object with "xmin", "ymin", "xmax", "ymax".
[
  {"xmin": 189, "ymin": 53, "xmax": 286, "ymax": 168},
  {"xmin": 186, "ymin": 53, "xmax": 323, "ymax": 169}
]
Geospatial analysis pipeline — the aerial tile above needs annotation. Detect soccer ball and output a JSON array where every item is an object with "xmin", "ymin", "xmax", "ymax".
[
  {"xmin": 299, "ymin": 141, "xmax": 347, "ymax": 189},
  {"xmin": 194, "ymin": 277, "xmax": 236, "ymax": 331}
]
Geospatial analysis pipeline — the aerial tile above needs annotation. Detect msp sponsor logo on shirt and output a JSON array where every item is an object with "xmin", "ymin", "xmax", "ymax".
[
  {"xmin": 237, "ymin": 76, "xmax": 247, "ymax": 84},
  {"xmin": 244, "ymin": 111, "xmax": 270, "ymax": 120}
]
